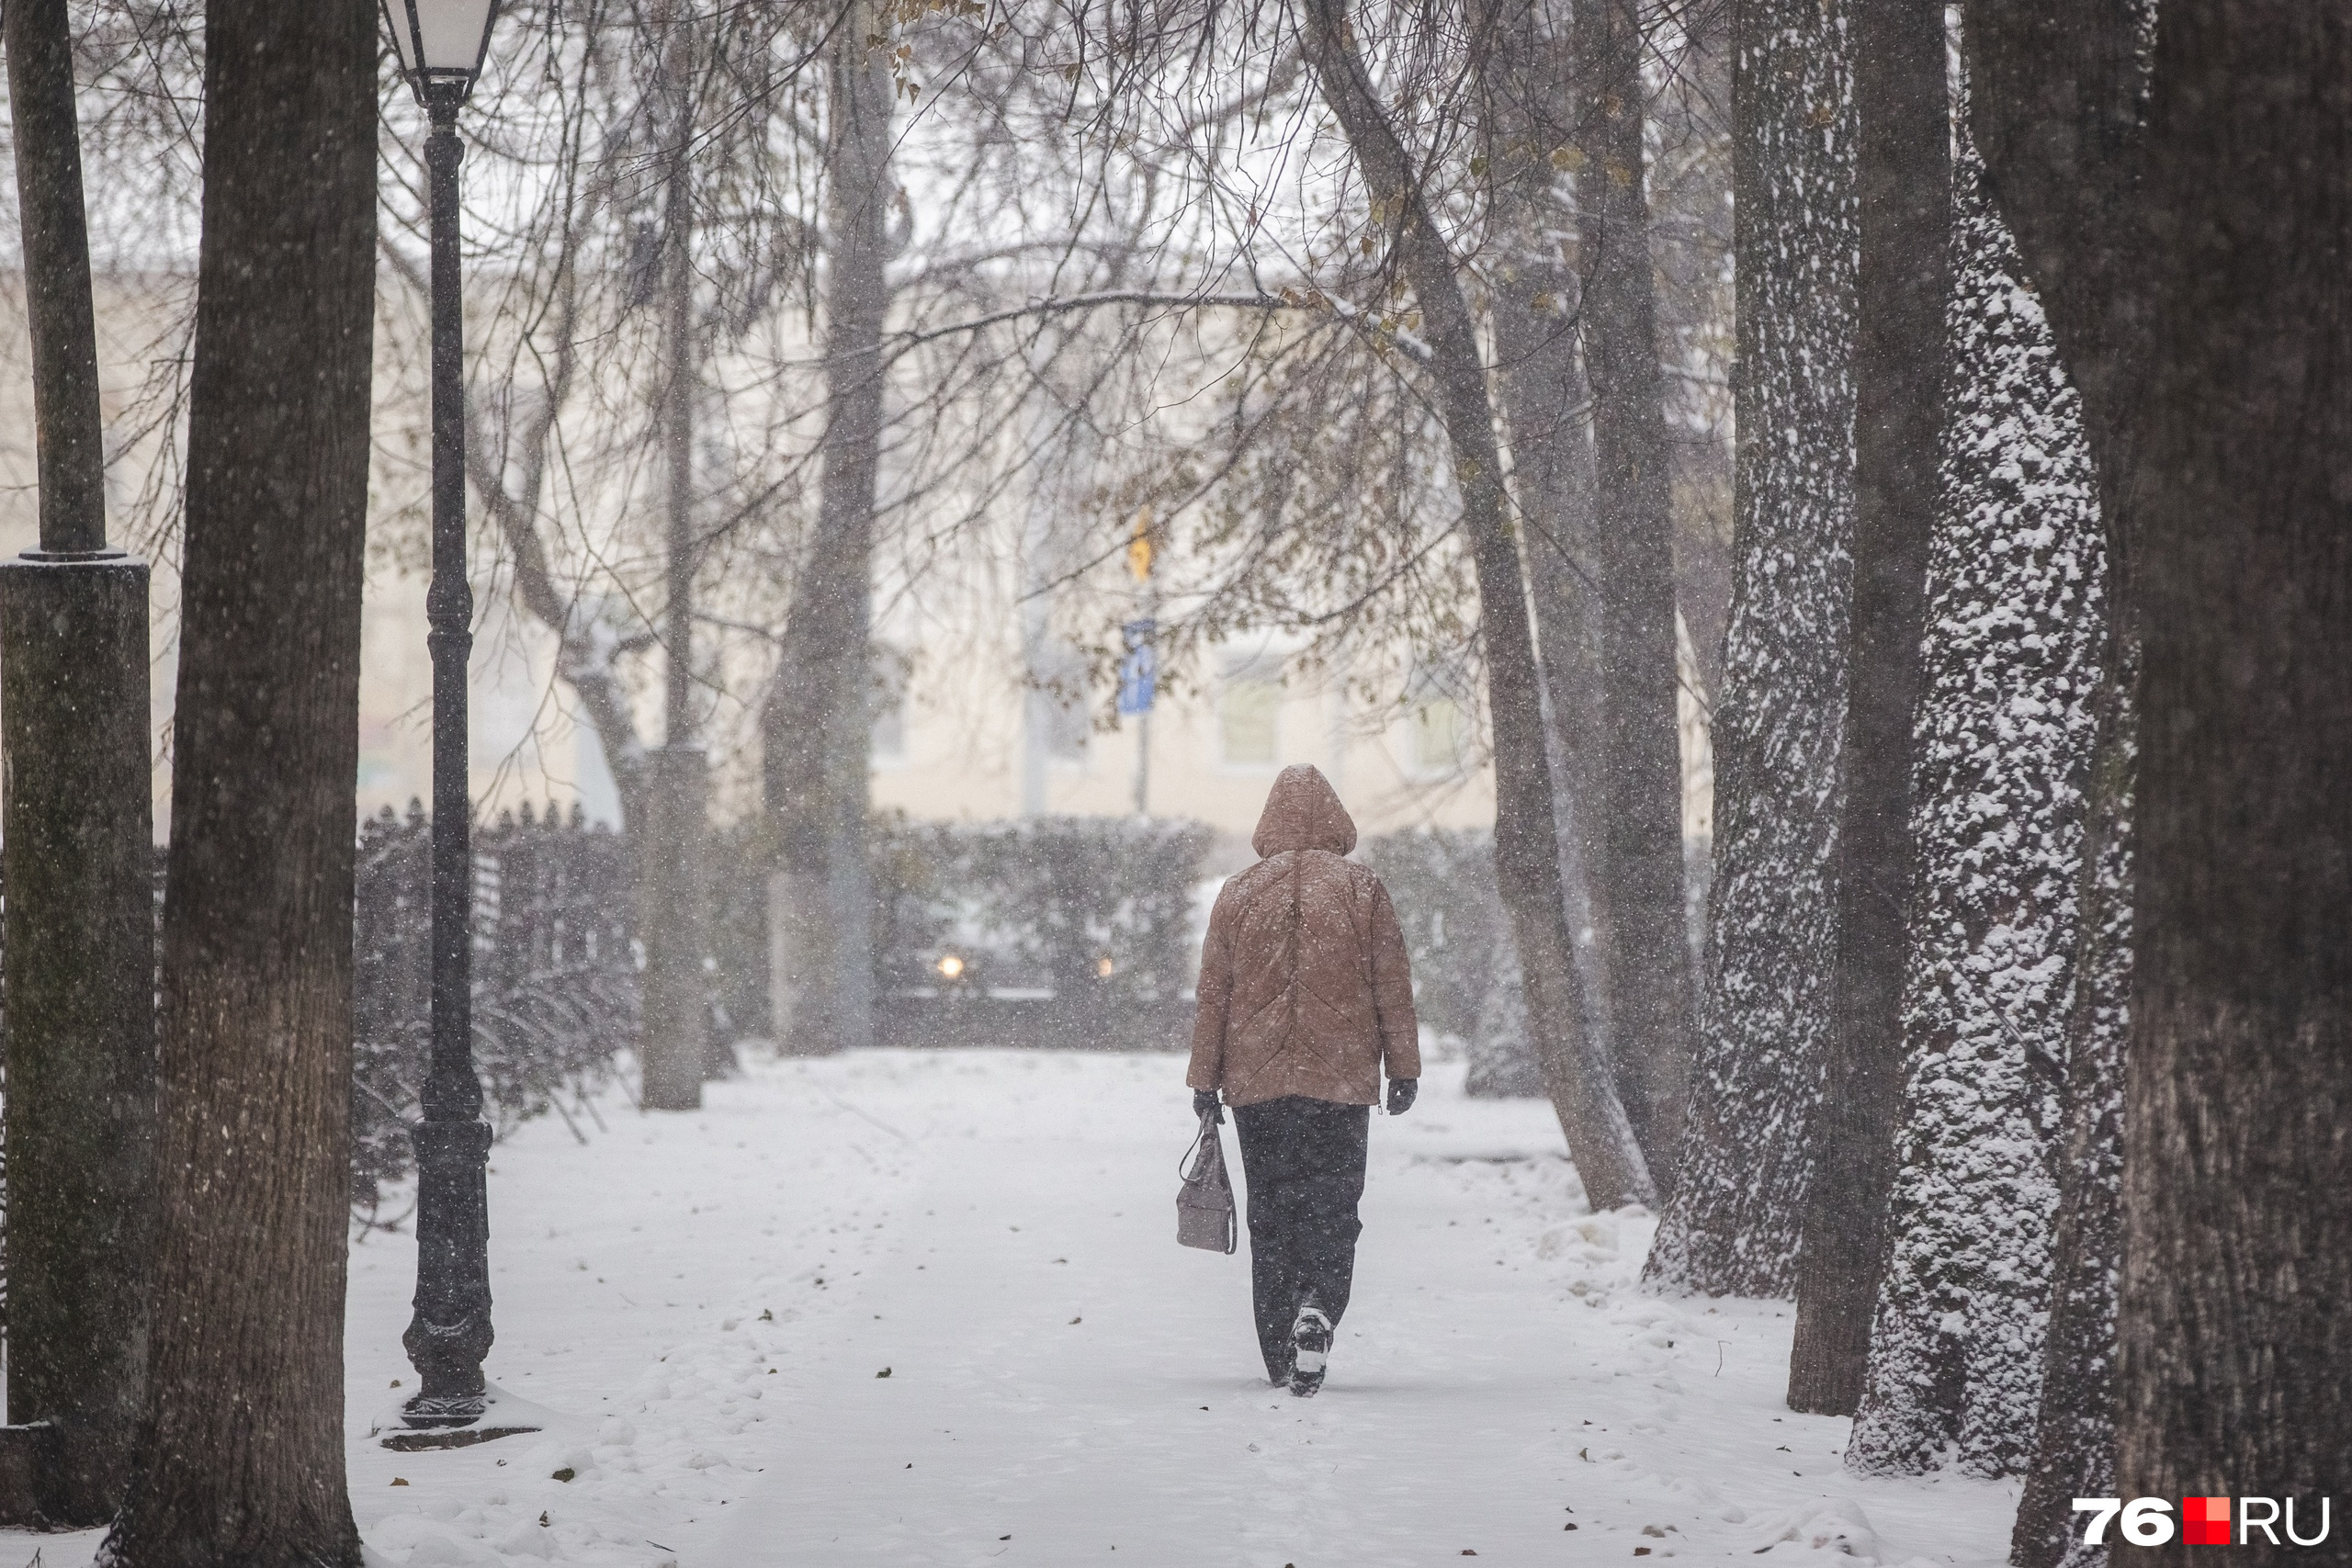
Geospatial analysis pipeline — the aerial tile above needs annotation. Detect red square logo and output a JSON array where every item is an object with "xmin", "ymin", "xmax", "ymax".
[{"xmin": 2184, "ymin": 1496, "xmax": 2232, "ymax": 1546}]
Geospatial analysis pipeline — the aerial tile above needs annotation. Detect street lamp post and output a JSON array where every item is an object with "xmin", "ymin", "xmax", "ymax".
[{"xmin": 380, "ymin": 0, "xmax": 522, "ymax": 1440}]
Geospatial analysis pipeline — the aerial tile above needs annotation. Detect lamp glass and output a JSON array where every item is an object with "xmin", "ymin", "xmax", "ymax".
[{"xmin": 383, "ymin": 0, "xmax": 499, "ymax": 80}]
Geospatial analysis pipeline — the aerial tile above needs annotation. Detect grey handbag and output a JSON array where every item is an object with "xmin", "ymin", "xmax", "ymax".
[{"xmin": 1177, "ymin": 1111, "xmax": 1238, "ymax": 1254}]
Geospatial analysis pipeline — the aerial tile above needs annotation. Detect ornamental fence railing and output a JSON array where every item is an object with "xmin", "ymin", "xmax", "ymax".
[{"xmin": 0, "ymin": 807, "xmax": 1222, "ymax": 1249}]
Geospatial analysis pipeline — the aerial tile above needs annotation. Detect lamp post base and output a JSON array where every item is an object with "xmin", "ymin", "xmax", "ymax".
[
  {"xmin": 381, "ymin": 1420, "xmax": 540, "ymax": 1453},
  {"xmin": 394, "ymin": 1392, "xmax": 492, "ymax": 1429},
  {"xmin": 377, "ymin": 1382, "xmax": 549, "ymax": 1450}
]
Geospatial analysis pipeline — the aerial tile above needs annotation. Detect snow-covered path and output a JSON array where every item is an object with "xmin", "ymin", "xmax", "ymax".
[
  {"xmin": 690, "ymin": 1053, "xmax": 2013, "ymax": 1568},
  {"xmin": 0, "ymin": 1049, "xmax": 2019, "ymax": 1567},
  {"xmin": 707, "ymin": 1055, "xmax": 1625, "ymax": 1565}
]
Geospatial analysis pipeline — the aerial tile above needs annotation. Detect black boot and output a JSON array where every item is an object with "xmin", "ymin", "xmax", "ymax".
[{"xmin": 1289, "ymin": 1303, "xmax": 1332, "ymax": 1397}]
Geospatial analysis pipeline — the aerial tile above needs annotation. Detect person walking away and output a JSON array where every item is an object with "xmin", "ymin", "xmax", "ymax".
[{"xmin": 1186, "ymin": 763, "xmax": 1419, "ymax": 1396}]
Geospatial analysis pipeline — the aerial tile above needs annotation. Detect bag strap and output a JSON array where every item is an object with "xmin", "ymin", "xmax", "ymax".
[{"xmin": 1179, "ymin": 1111, "xmax": 1222, "ymax": 1182}]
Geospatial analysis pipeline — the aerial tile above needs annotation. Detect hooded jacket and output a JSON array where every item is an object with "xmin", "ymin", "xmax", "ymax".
[{"xmin": 1185, "ymin": 764, "xmax": 1420, "ymax": 1108}]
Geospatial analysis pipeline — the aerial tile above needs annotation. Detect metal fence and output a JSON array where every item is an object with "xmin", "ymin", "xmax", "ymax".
[
  {"xmin": 350, "ymin": 801, "xmax": 639, "ymax": 1216},
  {"xmin": 0, "ymin": 807, "xmax": 1219, "ymax": 1247}
]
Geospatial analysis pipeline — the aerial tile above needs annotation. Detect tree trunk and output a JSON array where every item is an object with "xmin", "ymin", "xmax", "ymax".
[
  {"xmin": 1646, "ymin": 6, "xmax": 1735, "ymax": 712},
  {"xmin": 763, "ymin": 0, "xmax": 889, "ymax": 1057},
  {"xmin": 0, "ymin": 561, "xmax": 153, "ymax": 1528},
  {"xmin": 5, "ymin": 0, "xmax": 105, "ymax": 553},
  {"xmin": 1965, "ymin": 0, "xmax": 2352, "ymax": 1545},
  {"xmin": 640, "ymin": 22, "xmax": 710, "ymax": 1109},
  {"xmin": 101, "ymin": 1, "xmax": 375, "ymax": 1561},
  {"xmin": 1300, "ymin": 0, "xmax": 1653, "ymax": 1209},
  {"xmin": 1954, "ymin": 10, "xmax": 2151, "ymax": 1555},
  {"xmin": 1475, "ymin": 0, "xmax": 1619, "ymax": 1096},
  {"xmin": 1570, "ymin": 0, "xmax": 1699, "ymax": 1192},
  {"xmin": 1786, "ymin": 0, "xmax": 1946, "ymax": 1416},
  {"xmin": 1644, "ymin": 0, "xmax": 1855, "ymax": 1298},
  {"xmin": 1848, "ymin": 130, "xmax": 2105, "ymax": 1478},
  {"xmin": 1959, "ymin": 0, "xmax": 2151, "ymax": 513},
  {"xmin": 1513, "ymin": 369, "xmax": 1619, "ymax": 1080},
  {"xmin": 641, "ymin": 746, "xmax": 711, "ymax": 1106},
  {"xmin": 2012, "ymin": 634, "xmax": 2134, "ymax": 1568},
  {"xmin": 2107, "ymin": 4, "xmax": 2352, "ymax": 1540},
  {"xmin": 0, "ymin": 0, "xmax": 156, "ymax": 1525}
]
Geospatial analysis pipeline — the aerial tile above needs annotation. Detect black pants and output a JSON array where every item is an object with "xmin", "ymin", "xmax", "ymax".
[{"xmin": 1233, "ymin": 1096, "xmax": 1371, "ymax": 1381}]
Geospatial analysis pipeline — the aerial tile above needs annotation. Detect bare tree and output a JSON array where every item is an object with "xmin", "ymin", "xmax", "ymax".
[
  {"xmin": 1568, "ymin": 0, "xmax": 1697, "ymax": 1188},
  {"xmin": 1786, "ymin": 0, "xmax": 1947, "ymax": 1416},
  {"xmin": 1645, "ymin": 4, "xmax": 1734, "ymax": 705},
  {"xmin": 1645, "ymin": 0, "xmax": 1854, "ymax": 1298},
  {"xmin": 1953, "ymin": 12, "xmax": 2152, "ymax": 1558},
  {"xmin": 354, "ymin": 0, "xmax": 1734, "ymax": 1134},
  {"xmin": 1847, "ymin": 123, "xmax": 2107, "ymax": 1479},
  {"xmin": 1968, "ymin": 0, "xmax": 2352, "ymax": 1544},
  {"xmin": 1295, "ymin": 0, "xmax": 1653, "ymax": 1207},
  {"xmin": 641, "ymin": 0, "xmax": 713, "ymax": 1108},
  {"xmin": 1473, "ymin": 0, "xmax": 1617, "ymax": 1087},
  {"xmin": 763, "ymin": 0, "xmax": 894, "ymax": 1056},
  {"xmin": 102, "ymin": 0, "xmax": 376, "ymax": 1559}
]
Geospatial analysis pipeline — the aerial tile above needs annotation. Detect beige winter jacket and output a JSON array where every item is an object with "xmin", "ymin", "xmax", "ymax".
[{"xmin": 1185, "ymin": 765, "xmax": 1421, "ymax": 1108}]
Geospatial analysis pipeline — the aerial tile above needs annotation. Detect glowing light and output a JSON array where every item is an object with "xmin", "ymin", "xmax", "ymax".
[
  {"xmin": 936, "ymin": 953, "xmax": 965, "ymax": 980},
  {"xmin": 1095, "ymin": 955, "xmax": 1115, "ymax": 978}
]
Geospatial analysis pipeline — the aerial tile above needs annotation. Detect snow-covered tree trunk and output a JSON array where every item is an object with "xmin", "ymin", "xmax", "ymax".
[
  {"xmin": 1784, "ymin": 0, "xmax": 1948, "ymax": 1416},
  {"xmin": 1947, "ymin": 9, "xmax": 2151, "ymax": 1549},
  {"xmin": 1644, "ymin": 0, "xmax": 1854, "ymax": 1297},
  {"xmin": 1847, "ymin": 137, "xmax": 2107, "ymax": 1477},
  {"xmin": 2012, "ymin": 637, "xmax": 2133, "ymax": 1566}
]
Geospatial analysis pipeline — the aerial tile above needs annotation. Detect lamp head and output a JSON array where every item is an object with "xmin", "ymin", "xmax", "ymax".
[{"xmin": 382, "ymin": 0, "xmax": 502, "ymax": 113}]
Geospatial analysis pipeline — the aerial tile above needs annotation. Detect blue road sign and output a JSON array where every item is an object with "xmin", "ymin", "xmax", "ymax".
[{"xmin": 1118, "ymin": 619, "xmax": 1158, "ymax": 715}]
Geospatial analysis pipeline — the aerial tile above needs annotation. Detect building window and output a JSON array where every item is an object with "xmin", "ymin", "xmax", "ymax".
[{"xmin": 1222, "ymin": 660, "xmax": 1283, "ymax": 765}]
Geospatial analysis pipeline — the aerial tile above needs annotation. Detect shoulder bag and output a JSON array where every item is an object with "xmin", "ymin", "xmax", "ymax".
[{"xmin": 1176, "ymin": 1111, "xmax": 1238, "ymax": 1254}]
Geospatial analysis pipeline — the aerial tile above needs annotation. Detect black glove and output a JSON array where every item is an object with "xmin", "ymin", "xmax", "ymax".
[
  {"xmin": 1193, "ymin": 1089, "xmax": 1225, "ymax": 1123},
  {"xmin": 1385, "ymin": 1078, "xmax": 1419, "ymax": 1116}
]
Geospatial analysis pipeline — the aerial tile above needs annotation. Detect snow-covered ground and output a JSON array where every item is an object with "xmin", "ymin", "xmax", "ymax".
[{"xmin": 4, "ymin": 1049, "xmax": 2018, "ymax": 1567}]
